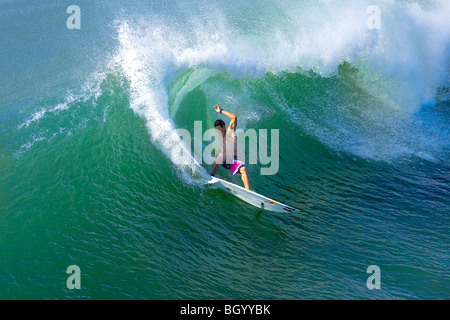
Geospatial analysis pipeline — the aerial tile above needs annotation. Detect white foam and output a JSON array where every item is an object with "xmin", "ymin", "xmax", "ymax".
[
  {"xmin": 18, "ymin": 71, "xmax": 106, "ymax": 130},
  {"xmin": 18, "ymin": 108, "xmax": 46, "ymax": 129},
  {"xmin": 115, "ymin": 22, "xmax": 210, "ymax": 182}
]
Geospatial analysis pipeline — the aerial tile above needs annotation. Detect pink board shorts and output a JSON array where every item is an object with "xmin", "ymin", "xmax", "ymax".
[{"xmin": 222, "ymin": 156, "xmax": 245, "ymax": 175}]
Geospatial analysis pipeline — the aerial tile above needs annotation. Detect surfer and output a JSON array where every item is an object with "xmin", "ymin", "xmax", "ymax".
[{"xmin": 210, "ymin": 105, "xmax": 250, "ymax": 190}]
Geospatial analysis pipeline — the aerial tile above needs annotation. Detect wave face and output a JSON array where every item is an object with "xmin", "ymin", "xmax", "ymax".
[
  {"xmin": 1, "ymin": 0, "xmax": 449, "ymax": 300},
  {"xmin": 111, "ymin": 0, "xmax": 450, "ymax": 169}
]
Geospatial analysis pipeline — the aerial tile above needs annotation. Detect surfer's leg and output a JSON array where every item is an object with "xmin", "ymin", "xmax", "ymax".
[
  {"xmin": 239, "ymin": 166, "xmax": 250, "ymax": 190},
  {"xmin": 211, "ymin": 153, "xmax": 224, "ymax": 176}
]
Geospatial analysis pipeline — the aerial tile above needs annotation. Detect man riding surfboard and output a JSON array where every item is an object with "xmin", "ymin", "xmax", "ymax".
[{"xmin": 210, "ymin": 105, "xmax": 250, "ymax": 190}]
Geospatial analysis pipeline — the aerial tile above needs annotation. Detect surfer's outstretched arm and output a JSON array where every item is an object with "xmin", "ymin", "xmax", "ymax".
[{"xmin": 213, "ymin": 105, "xmax": 237, "ymax": 130}]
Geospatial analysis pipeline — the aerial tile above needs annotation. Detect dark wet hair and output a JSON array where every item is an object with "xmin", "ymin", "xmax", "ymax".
[{"xmin": 214, "ymin": 119, "xmax": 225, "ymax": 128}]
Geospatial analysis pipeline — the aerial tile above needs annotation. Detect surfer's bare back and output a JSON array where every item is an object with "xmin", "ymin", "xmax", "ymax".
[{"xmin": 210, "ymin": 105, "xmax": 250, "ymax": 190}]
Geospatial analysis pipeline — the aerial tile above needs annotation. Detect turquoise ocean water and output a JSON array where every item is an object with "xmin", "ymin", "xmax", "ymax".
[{"xmin": 1, "ymin": 0, "xmax": 449, "ymax": 299}]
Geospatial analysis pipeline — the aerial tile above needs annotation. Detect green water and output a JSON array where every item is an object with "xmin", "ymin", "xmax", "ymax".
[
  {"xmin": 1, "ymin": 0, "xmax": 449, "ymax": 300},
  {"xmin": 2, "ymin": 66, "xmax": 449, "ymax": 299}
]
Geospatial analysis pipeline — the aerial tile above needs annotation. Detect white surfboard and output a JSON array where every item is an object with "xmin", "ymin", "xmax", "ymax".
[{"xmin": 208, "ymin": 176, "xmax": 300, "ymax": 213}]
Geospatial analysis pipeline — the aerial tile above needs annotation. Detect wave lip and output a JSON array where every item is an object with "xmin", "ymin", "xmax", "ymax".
[{"xmin": 115, "ymin": 22, "xmax": 211, "ymax": 182}]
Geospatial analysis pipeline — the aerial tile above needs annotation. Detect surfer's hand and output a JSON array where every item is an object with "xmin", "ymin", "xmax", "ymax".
[{"xmin": 213, "ymin": 105, "xmax": 222, "ymax": 113}]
